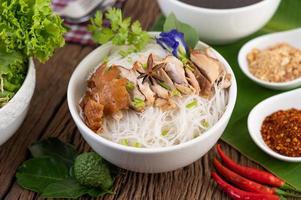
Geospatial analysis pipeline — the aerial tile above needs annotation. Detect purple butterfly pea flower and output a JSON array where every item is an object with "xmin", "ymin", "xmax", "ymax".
[{"xmin": 156, "ymin": 29, "xmax": 189, "ymax": 60}]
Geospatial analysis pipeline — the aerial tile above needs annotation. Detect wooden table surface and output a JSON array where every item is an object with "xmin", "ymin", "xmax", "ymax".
[{"xmin": 0, "ymin": 0, "xmax": 264, "ymax": 199}]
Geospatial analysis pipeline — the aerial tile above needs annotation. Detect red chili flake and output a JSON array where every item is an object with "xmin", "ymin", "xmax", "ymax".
[{"xmin": 261, "ymin": 108, "xmax": 301, "ymax": 157}]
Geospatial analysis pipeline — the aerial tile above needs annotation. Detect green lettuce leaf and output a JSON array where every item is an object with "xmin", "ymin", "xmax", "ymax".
[
  {"xmin": 0, "ymin": 0, "xmax": 66, "ymax": 62},
  {"xmin": 0, "ymin": 45, "xmax": 26, "ymax": 107}
]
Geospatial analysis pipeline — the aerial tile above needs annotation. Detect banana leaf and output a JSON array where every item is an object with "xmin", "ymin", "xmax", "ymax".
[{"xmin": 152, "ymin": 0, "xmax": 301, "ymax": 190}]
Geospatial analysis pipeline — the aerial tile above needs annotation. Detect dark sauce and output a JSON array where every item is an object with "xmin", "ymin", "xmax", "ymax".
[{"xmin": 178, "ymin": 0, "xmax": 263, "ymax": 9}]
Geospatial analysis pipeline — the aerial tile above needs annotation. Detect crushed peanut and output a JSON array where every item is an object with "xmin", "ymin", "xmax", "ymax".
[{"xmin": 247, "ymin": 43, "xmax": 301, "ymax": 82}]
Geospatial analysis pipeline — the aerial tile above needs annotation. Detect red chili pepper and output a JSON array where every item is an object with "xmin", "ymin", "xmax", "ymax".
[
  {"xmin": 213, "ymin": 158, "xmax": 301, "ymax": 198},
  {"xmin": 216, "ymin": 144, "xmax": 296, "ymax": 191},
  {"xmin": 211, "ymin": 172, "xmax": 284, "ymax": 200}
]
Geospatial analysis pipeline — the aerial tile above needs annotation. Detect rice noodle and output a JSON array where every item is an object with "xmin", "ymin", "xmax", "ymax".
[{"xmin": 101, "ymin": 84, "xmax": 228, "ymax": 148}]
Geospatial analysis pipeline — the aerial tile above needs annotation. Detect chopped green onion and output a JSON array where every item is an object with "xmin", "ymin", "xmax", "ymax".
[
  {"xmin": 171, "ymin": 89, "xmax": 181, "ymax": 97},
  {"xmin": 120, "ymin": 139, "xmax": 129, "ymax": 146},
  {"xmin": 186, "ymin": 100, "xmax": 198, "ymax": 109},
  {"xmin": 126, "ymin": 81, "xmax": 135, "ymax": 90},
  {"xmin": 158, "ymin": 81, "xmax": 171, "ymax": 90},
  {"xmin": 119, "ymin": 50, "xmax": 128, "ymax": 57},
  {"xmin": 142, "ymin": 63, "xmax": 147, "ymax": 69},
  {"xmin": 161, "ymin": 129, "xmax": 169, "ymax": 136},
  {"xmin": 103, "ymin": 55, "xmax": 109, "ymax": 64},
  {"xmin": 119, "ymin": 48, "xmax": 135, "ymax": 57},
  {"xmin": 127, "ymin": 56, "xmax": 133, "ymax": 63},
  {"xmin": 134, "ymin": 142, "xmax": 142, "ymax": 148},
  {"xmin": 132, "ymin": 97, "xmax": 145, "ymax": 109},
  {"xmin": 201, "ymin": 120, "xmax": 209, "ymax": 128},
  {"xmin": 185, "ymin": 64, "xmax": 194, "ymax": 72}
]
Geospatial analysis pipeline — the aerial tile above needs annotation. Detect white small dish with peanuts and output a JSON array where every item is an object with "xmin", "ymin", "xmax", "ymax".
[{"xmin": 238, "ymin": 28, "xmax": 301, "ymax": 90}]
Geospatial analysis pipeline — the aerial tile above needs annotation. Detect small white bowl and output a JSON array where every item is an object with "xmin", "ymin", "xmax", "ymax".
[
  {"xmin": 67, "ymin": 32, "xmax": 237, "ymax": 173},
  {"xmin": 157, "ymin": 0, "xmax": 281, "ymax": 45},
  {"xmin": 248, "ymin": 88, "xmax": 301, "ymax": 162},
  {"xmin": 0, "ymin": 59, "xmax": 36, "ymax": 145},
  {"xmin": 238, "ymin": 28, "xmax": 301, "ymax": 90}
]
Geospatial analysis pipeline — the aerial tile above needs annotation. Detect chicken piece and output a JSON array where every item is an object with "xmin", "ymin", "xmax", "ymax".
[
  {"xmin": 112, "ymin": 111, "xmax": 123, "ymax": 121},
  {"xmin": 185, "ymin": 68, "xmax": 200, "ymax": 95},
  {"xmin": 190, "ymin": 50, "xmax": 223, "ymax": 83},
  {"xmin": 89, "ymin": 65, "xmax": 130, "ymax": 115},
  {"xmin": 219, "ymin": 73, "xmax": 232, "ymax": 89},
  {"xmin": 192, "ymin": 66, "xmax": 213, "ymax": 97},
  {"xmin": 150, "ymin": 82, "xmax": 169, "ymax": 99},
  {"xmin": 118, "ymin": 66, "xmax": 146, "ymax": 111},
  {"xmin": 154, "ymin": 98, "xmax": 176, "ymax": 110},
  {"xmin": 175, "ymin": 83, "xmax": 195, "ymax": 95},
  {"xmin": 155, "ymin": 68, "xmax": 176, "ymax": 90},
  {"xmin": 162, "ymin": 56, "xmax": 188, "ymax": 84},
  {"xmin": 137, "ymin": 79, "xmax": 155, "ymax": 105},
  {"xmin": 83, "ymin": 98, "xmax": 104, "ymax": 133}
]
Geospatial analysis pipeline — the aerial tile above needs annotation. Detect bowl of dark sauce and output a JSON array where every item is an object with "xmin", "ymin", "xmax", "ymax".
[{"xmin": 157, "ymin": 0, "xmax": 281, "ymax": 45}]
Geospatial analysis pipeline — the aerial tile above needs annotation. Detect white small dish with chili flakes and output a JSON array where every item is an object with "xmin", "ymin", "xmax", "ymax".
[
  {"xmin": 248, "ymin": 88, "xmax": 301, "ymax": 162},
  {"xmin": 238, "ymin": 28, "xmax": 301, "ymax": 90}
]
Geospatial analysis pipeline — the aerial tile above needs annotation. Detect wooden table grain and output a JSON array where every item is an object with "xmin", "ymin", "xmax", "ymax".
[{"xmin": 0, "ymin": 0, "xmax": 263, "ymax": 199}]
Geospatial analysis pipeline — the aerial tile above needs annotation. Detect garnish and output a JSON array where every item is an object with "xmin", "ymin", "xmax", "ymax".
[
  {"xmin": 0, "ymin": 46, "xmax": 26, "ymax": 107},
  {"xmin": 0, "ymin": 0, "xmax": 66, "ymax": 62},
  {"xmin": 216, "ymin": 144, "xmax": 299, "ymax": 192},
  {"xmin": 120, "ymin": 139, "xmax": 129, "ymax": 146},
  {"xmin": 163, "ymin": 13, "xmax": 199, "ymax": 49},
  {"xmin": 171, "ymin": 89, "xmax": 181, "ymax": 97},
  {"xmin": 201, "ymin": 120, "xmax": 209, "ymax": 128},
  {"xmin": 161, "ymin": 129, "xmax": 169, "ymax": 136},
  {"xmin": 132, "ymin": 97, "xmax": 145, "ymax": 109},
  {"xmin": 126, "ymin": 81, "xmax": 135, "ymax": 90},
  {"xmin": 74, "ymin": 152, "xmax": 113, "ymax": 190},
  {"xmin": 16, "ymin": 138, "xmax": 117, "ymax": 198},
  {"xmin": 213, "ymin": 145, "xmax": 301, "ymax": 199},
  {"xmin": 137, "ymin": 54, "xmax": 166, "ymax": 85},
  {"xmin": 134, "ymin": 142, "xmax": 142, "ymax": 148},
  {"xmin": 186, "ymin": 99, "xmax": 198, "ymax": 109},
  {"xmin": 89, "ymin": 8, "xmax": 150, "ymax": 56},
  {"xmin": 156, "ymin": 29, "xmax": 188, "ymax": 62},
  {"xmin": 158, "ymin": 81, "xmax": 171, "ymax": 90},
  {"xmin": 0, "ymin": 0, "xmax": 65, "ymax": 107}
]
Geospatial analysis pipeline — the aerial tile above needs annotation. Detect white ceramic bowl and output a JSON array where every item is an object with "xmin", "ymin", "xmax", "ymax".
[
  {"xmin": 238, "ymin": 28, "xmax": 301, "ymax": 90},
  {"xmin": 157, "ymin": 0, "xmax": 281, "ymax": 45},
  {"xmin": 67, "ymin": 34, "xmax": 237, "ymax": 173},
  {"xmin": 248, "ymin": 88, "xmax": 301, "ymax": 162},
  {"xmin": 0, "ymin": 59, "xmax": 36, "ymax": 145}
]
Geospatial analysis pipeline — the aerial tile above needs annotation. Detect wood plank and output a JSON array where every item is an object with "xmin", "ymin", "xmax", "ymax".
[{"xmin": 0, "ymin": 0, "xmax": 269, "ymax": 199}]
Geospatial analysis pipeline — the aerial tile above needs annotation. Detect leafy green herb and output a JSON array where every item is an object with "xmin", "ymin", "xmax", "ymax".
[
  {"xmin": 0, "ymin": 0, "xmax": 66, "ymax": 62},
  {"xmin": 186, "ymin": 100, "xmax": 198, "ymax": 109},
  {"xmin": 126, "ymin": 81, "xmax": 135, "ymax": 90},
  {"xmin": 0, "ymin": 46, "xmax": 26, "ymax": 107},
  {"xmin": 29, "ymin": 138, "xmax": 78, "ymax": 167},
  {"xmin": 0, "ymin": 0, "xmax": 65, "ymax": 107},
  {"xmin": 89, "ymin": 8, "xmax": 150, "ymax": 56},
  {"xmin": 16, "ymin": 157, "xmax": 69, "ymax": 193},
  {"xmin": 132, "ymin": 97, "xmax": 145, "ymax": 109},
  {"xmin": 163, "ymin": 13, "xmax": 199, "ymax": 49},
  {"xmin": 16, "ymin": 138, "xmax": 117, "ymax": 199}
]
